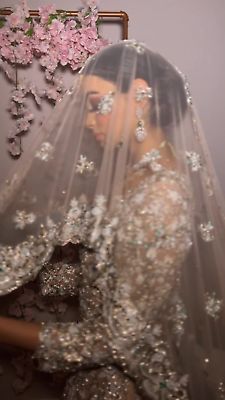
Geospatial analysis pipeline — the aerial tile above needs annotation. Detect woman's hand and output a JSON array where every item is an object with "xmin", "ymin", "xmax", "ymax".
[{"xmin": 0, "ymin": 316, "xmax": 41, "ymax": 351}]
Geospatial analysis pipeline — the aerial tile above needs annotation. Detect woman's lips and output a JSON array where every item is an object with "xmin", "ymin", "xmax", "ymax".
[{"xmin": 94, "ymin": 133, "xmax": 105, "ymax": 142}]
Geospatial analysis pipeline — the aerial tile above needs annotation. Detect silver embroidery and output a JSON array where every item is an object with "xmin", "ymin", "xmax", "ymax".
[
  {"xmin": 0, "ymin": 223, "xmax": 57, "ymax": 295},
  {"xmin": 35, "ymin": 142, "xmax": 54, "ymax": 162},
  {"xmin": 186, "ymin": 151, "xmax": 202, "ymax": 171},
  {"xmin": 134, "ymin": 149, "xmax": 162, "ymax": 172},
  {"xmin": 75, "ymin": 155, "xmax": 95, "ymax": 175},
  {"xmin": 97, "ymin": 92, "xmax": 114, "ymax": 115},
  {"xmin": 205, "ymin": 292, "xmax": 223, "ymax": 319},
  {"xmin": 13, "ymin": 210, "xmax": 36, "ymax": 230},
  {"xmin": 199, "ymin": 221, "xmax": 215, "ymax": 242}
]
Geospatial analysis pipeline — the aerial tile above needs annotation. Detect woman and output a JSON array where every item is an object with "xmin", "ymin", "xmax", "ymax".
[{"xmin": 1, "ymin": 41, "xmax": 225, "ymax": 399}]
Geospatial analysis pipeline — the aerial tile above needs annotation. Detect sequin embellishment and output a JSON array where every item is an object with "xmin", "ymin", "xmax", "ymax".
[
  {"xmin": 97, "ymin": 92, "xmax": 114, "ymax": 115},
  {"xmin": 199, "ymin": 221, "xmax": 215, "ymax": 242},
  {"xmin": 186, "ymin": 151, "xmax": 202, "ymax": 171},
  {"xmin": 124, "ymin": 39, "xmax": 146, "ymax": 54},
  {"xmin": 205, "ymin": 292, "xmax": 223, "ymax": 319},
  {"xmin": 134, "ymin": 149, "xmax": 162, "ymax": 172},
  {"xmin": 13, "ymin": 210, "xmax": 36, "ymax": 229},
  {"xmin": 75, "ymin": 155, "xmax": 95, "ymax": 175},
  {"xmin": 35, "ymin": 142, "xmax": 54, "ymax": 162}
]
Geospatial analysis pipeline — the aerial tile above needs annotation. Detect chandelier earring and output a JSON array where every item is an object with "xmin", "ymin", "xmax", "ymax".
[
  {"xmin": 134, "ymin": 86, "xmax": 153, "ymax": 143},
  {"xmin": 135, "ymin": 107, "xmax": 147, "ymax": 142}
]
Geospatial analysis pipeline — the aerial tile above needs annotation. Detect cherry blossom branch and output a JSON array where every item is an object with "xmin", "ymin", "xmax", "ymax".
[{"xmin": 0, "ymin": 0, "xmax": 107, "ymax": 157}]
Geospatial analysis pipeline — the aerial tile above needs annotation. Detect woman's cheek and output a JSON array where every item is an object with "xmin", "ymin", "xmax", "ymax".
[{"xmin": 96, "ymin": 114, "xmax": 110, "ymax": 130}]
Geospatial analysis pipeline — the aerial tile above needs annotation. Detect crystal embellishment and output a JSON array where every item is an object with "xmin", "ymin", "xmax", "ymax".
[
  {"xmin": 218, "ymin": 382, "xmax": 225, "ymax": 400},
  {"xmin": 124, "ymin": 39, "xmax": 146, "ymax": 54},
  {"xmin": 199, "ymin": 221, "xmax": 215, "ymax": 242},
  {"xmin": 186, "ymin": 151, "xmax": 202, "ymax": 171},
  {"xmin": 35, "ymin": 142, "xmax": 54, "ymax": 162},
  {"xmin": 13, "ymin": 210, "xmax": 36, "ymax": 229},
  {"xmin": 175, "ymin": 67, "xmax": 192, "ymax": 105},
  {"xmin": 97, "ymin": 92, "xmax": 114, "ymax": 115},
  {"xmin": 134, "ymin": 149, "xmax": 162, "ymax": 172},
  {"xmin": 184, "ymin": 78, "xmax": 192, "ymax": 105},
  {"xmin": 135, "ymin": 87, "xmax": 153, "ymax": 101},
  {"xmin": 205, "ymin": 292, "xmax": 222, "ymax": 319},
  {"xmin": 75, "ymin": 155, "xmax": 95, "ymax": 175}
]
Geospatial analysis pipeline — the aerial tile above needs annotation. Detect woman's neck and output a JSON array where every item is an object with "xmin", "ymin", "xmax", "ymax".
[
  {"xmin": 131, "ymin": 126, "xmax": 177, "ymax": 171},
  {"xmin": 132, "ymin": 127, "xmax": 166, "ymax": 161}
]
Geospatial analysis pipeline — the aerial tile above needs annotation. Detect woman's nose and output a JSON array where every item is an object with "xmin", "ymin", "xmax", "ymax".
[{"xmin": 86, "ymin": 112, "xmax": 96, "ymax": 130}]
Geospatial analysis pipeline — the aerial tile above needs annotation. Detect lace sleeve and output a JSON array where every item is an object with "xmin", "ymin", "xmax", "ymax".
[{"xmin": 33, "ymin": 171, "xmax": 192, "ymax": 374}]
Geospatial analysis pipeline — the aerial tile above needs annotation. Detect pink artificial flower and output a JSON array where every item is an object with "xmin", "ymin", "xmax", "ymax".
[
  {"xmin": 8, "ymin": 101, "xmax": 24, "ymax": 116},
  {"xmin": 16, "ymin": 117, "xmax": 31, "ymax": 133},
  {"xmin": 29, "ymin": 85, "xmax": 43, "ymax": 105},
  {"xmin": 0, "ymin": 60, "xmax": 16, "ymax": 82},
  {"xmin": 66, "ymin": 20, "xmax": 77, "ymax": 29},
  {"xmin": 45, "ymin": 87, "xmax": 60, "ymax": 101},
  {"xmin": 53, "ymin": 72, "xmax": 65, "ymax": 91},
  {"xmin": 34, "ymin": 40, "xmax": 50, "ymax": 54},
  {"xmin": 38, "ymin": 4, "xmax": 57, "ymax": 24},
  {"xmin": 8, "ymin": 136, "xmax": 22, "ymax": 157},
  {"xmin": 7, "ymin": 12, "xmax": 24, "ymax": 28},
  {"xmin": 14, "ymin": 44, "xmax": 33, "ymax": 64},
  {"xmin": 0, "ymin": 46, "xmax": 15, "ymax": 62},
  {"xmin": 45, "ymin": 69, "xmax": 54, "ymax": 81},
  {"xmin": 34, "ymin": 25, "xmax": 46, "ymax": 40},
  {"xmin": 49, "ymin": 19, "xmax": 64, "ymax": 35},
  {"xmin": 60, "ymin": 28, "xmax": 73, "ymax": 41},
  {"xmin": 13, "ymin": 30, "xmax": 25, "ymax": 43},
  {"xmin": 12, "ymin": 89, "xmax": 25, "ymax": 104}
]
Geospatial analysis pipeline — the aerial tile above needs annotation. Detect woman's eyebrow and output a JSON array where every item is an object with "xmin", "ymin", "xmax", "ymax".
[{"xmin": 86, "ymin": 90, "xmax": 99, "ymax": 97}]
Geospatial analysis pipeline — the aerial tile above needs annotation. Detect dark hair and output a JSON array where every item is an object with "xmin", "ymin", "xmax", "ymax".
[{"xmin": 83, "ymin": 43, "xmax": 188, "ymax": 129}]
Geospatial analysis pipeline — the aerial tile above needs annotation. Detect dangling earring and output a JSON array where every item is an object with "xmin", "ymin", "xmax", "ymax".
[
  {"xmin": 135, "ymin": 107, "xmax": 147, "ymax": 142},
  {"xmin": 134, "ymin": 86, "xmax": 153, "ymax": 143}
]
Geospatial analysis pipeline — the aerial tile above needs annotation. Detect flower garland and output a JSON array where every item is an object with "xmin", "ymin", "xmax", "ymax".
[{"xmin": 0, "ymin": 0, "xmax": 108, "ymax": 156}]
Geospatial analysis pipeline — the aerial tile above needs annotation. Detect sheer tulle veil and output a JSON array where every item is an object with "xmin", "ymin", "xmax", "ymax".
[{"xmin": 0, "ymin": 40, "xmax": 225, "ymax": 398}]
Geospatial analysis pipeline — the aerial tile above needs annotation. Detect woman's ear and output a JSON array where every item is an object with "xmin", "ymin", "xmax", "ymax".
[{"xmin": 132, "ymin": 78, "xmax": 150, "ymax": 92}]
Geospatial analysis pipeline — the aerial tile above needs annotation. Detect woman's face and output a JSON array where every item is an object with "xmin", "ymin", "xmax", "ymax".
[{"xmin": 81, "ymin": 75, "xmax": 135, "ymax": 147}]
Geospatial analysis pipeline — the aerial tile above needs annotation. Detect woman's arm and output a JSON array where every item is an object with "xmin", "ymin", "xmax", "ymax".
[{"xmin": 0, "ymin": 316, "xmax": 41, "ymax": 350}]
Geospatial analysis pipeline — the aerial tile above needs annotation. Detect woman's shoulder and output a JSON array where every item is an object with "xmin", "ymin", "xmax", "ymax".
[{"xmin": 128, "ymin": 168, "xmax": 191, "ymax": 209}]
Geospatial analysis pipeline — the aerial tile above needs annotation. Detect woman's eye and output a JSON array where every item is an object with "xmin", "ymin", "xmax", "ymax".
[{"xmin": 87, "ymin": 96, "xmax": 101, "ymax": 112}]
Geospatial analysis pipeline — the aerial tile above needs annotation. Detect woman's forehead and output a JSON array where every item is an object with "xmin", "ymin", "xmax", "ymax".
[{"xmin": 80, "ymin": 75, "xmax": 116, "ymax": 94}]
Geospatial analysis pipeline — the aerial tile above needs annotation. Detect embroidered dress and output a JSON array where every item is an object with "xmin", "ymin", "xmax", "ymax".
[{"xmin": 34, "ymin": 168, "xmax": 192, "ymax": 399}]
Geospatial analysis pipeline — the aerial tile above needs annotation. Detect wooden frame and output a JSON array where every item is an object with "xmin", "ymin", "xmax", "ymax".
[{"xmin": 0, "ymin": 9, "xmax": 129, "ymax": 39}]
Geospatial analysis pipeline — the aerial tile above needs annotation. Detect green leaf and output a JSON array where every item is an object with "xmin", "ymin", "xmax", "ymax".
[
  {"xmin": 0, "ymin": 20, "xmax": 5, "ymax": 28},
  {"xmin": 26, "ymin": 17, "xmax": 33, "ymax": 23},
  {"xmin": 25, "ymin": 28, "xmax": 34, "ymax": 37},
  {"xmin": 47, "ymin": 14, "xmax": 59, "ymax": 25}
]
